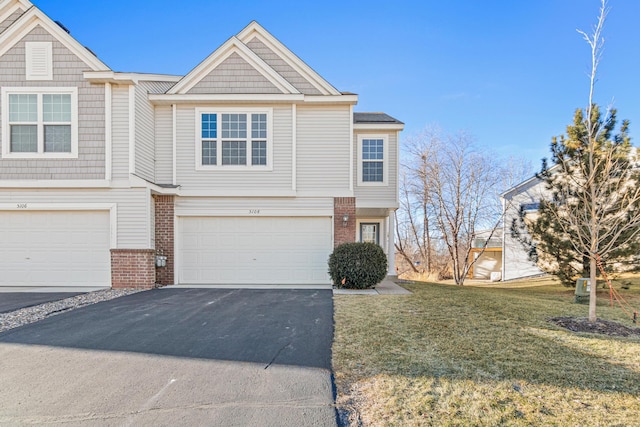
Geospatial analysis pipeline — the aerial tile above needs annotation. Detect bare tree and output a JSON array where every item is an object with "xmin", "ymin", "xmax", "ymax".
[
  {"xmin": 400, "ymin": 128, "xmax": 508, "ymax": 285},
  {"xmin": 525, "ymin": 0, "xmax": 640, "ymax": 322}
]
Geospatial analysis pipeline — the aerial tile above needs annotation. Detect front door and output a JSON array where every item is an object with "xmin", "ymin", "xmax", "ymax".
[{"xmin": 360, "ymin": 222, "xmax": 380, "ymax": 245}]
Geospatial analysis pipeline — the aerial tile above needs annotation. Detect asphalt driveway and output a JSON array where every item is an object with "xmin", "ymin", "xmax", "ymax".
[
  {"xmin": 0, "ymin": 288, "xmax": 336, "ymax": 426},
  {"xmin": 0, "ymin": 292, "xmax": 84, "ymax": 313}
]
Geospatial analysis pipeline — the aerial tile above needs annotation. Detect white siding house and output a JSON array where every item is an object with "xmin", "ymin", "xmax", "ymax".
[
  {"xmin": 0, "ymin": 0, "xmax": 403, "ymax": 289},
  {"xmin": 501, "ymin": 175, "xmax": 547, "ymax": 281}
]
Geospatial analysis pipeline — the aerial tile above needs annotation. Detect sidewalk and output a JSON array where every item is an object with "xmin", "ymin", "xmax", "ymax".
[{"xmin": 332, "ymin": 279, "xmax": 412, "ymax": 295}]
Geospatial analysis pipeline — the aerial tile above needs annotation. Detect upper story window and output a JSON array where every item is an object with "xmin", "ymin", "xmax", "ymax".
[
  {"xmin": 1, "ymin": 87, "xmax": 78, "ymax": 159},
  {"xmin": 357, "ymin": 135, "xmax": 388, "ymax": 186},
  {"xmin": 196, "ymin": 109, "xmax": 272, "ymax": 169}
]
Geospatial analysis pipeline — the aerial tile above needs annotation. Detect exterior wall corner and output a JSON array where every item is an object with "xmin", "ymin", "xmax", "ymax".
[
  {"xmin": 110, "ymin": 249, "xmax": 156, "ymax": 289},
  {"xmin": 334, "ymin": 197, "xmax": 356, "ymax": 247},
  {"xmin": 153, "ymin": 194, "xmax": 175, "ymax": 285}
]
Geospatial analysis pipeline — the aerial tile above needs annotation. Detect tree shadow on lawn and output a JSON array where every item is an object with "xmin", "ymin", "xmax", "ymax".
[
  {"xmin": 335, "ymin": 288, "xmax": 640, "ymax": 396},
  {"xmin": 372, "ymin": 319, "xmax": 640, "ymax": 395}
]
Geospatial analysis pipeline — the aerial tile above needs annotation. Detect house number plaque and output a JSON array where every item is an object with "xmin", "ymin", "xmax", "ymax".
[
  {"xmin": 249, "ymin": 209, "xmax": 260, "ymax": 214},
  {"xmin": 16, "ymin": 203, "xmax": 27, "ymax": 209}
]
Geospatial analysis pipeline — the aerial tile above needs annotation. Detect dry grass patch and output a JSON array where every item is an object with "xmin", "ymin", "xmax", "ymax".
[{"xmin": 333, "ymin": 280, "xmax": 640, "ymax": 426}]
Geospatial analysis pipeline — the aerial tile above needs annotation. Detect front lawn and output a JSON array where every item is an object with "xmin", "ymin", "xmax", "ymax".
[{"xmin": 332, "ymin": 279, "xmax": 640, "ymax": 426}]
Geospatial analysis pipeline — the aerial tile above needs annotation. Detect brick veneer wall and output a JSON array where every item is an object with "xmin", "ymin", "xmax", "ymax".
[
  {"xmin": 154, "ymin": 195, "xmax": 175, "ymax": 285},
  {"xmin": 334, "ymin": 197, "xmax": 356, "ymax": 247},
  {"xmin": 110, "ymin": 249, "xmax": 155, "ymax": 289}
]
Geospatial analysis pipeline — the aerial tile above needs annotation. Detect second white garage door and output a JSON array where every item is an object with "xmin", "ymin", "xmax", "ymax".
[{"xmin": 178, "ymin": 217, "xmax": 332, "ymax": 285}]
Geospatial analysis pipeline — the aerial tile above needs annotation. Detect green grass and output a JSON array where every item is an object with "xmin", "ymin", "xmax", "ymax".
[{"xmin": 333, "ymin": 279, "xmax": 640, "ymax": 426}]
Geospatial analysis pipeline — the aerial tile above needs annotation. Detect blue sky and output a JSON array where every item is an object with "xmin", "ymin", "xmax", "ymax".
[{"xmin": 32, "ymin": 0, "xmax": 640, "ymax": 168}]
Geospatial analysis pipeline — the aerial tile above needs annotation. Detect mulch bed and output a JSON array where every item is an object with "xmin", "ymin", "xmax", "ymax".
[{"xmin": 548, "ymin": 316, "xmax": 640, "ymax": 337}]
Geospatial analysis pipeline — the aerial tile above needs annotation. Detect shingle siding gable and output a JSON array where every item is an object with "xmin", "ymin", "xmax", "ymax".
[
  {"xmin": 245, "ymin": 37, "xmax": 322, "ymax": 95},
  {"xmin": 0, "ymin": 26, "xmax": 105, "ymax": 180},
  {"xmin": 0, "ymin": 8, "xmax": 25, "ymax": 35},
  {"xmin": 187, "ymin": 52, "xmax": 281, "ymax": 94}
]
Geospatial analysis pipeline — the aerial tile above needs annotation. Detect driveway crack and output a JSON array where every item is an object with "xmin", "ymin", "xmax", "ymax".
[{"xmin": 264, "ymin": 342, "xmax": 291, "ymax": 369}]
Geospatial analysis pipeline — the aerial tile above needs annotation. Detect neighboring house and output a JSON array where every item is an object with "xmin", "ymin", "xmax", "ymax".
[
  {"xmin": 0, "ymin": 0, "xmax": 403, "ymax": 289},
  {"xmin": 500, "ymin": 175, "xmax": 546, "ymax": 281},
  {"xmin": 467, "ymin": 229, "xmax": 503, "ymax": 280}
]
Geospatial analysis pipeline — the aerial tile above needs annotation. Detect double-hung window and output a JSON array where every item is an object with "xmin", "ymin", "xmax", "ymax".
[
  {"xmin": 197, "ymin": 109, "xmax": 271, "ymax": 169},
  {"xmin": 1, "ymin": 87, "xmax": 78, "ymax": 158},
  {"xmin": 358, "ymin": 135, "xmax": 388, "ymax": 185}
]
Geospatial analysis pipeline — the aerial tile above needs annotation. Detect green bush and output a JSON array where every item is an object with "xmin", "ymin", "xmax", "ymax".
[{"xmin": 328, "ymin": 242, "xmax": 388, "ymax": 289}]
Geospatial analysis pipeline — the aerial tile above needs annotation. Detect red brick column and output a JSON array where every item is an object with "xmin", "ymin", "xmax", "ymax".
[
  {"xmin": 110, "ymin": 249, "xmax": 156, "ymax": 289},
  {"xmin": 334, "ymin": 197, "xmax": 356, "ymax": 247},
  {"xmin": 154, "ymin": 195, "xmax": 175, "ymax": 286}
]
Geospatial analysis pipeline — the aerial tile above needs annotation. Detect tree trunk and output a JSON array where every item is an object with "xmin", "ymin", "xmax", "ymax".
[{"xmin": 589, "ymin": 256, "xmax": 597, "ymax": 322}]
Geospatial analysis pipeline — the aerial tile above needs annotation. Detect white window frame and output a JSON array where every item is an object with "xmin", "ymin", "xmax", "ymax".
[
  {"xmin": 1, "ymin": 87, "xmax": 79, "ymax": 159},
  {"xmin": 195, "ymin": 107, "xmax": 273, "ymax": 171},
  {"xmin": 357, "ymin": 134, "xmax": 388, "ymax": 186}
]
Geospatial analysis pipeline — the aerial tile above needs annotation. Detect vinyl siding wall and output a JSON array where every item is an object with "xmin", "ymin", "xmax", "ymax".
[
  {"xmin": 134, "ymin": 82, "xmax": 155, "ymax": 182},
  {"xmin": 353, "ymin": 130, "xmax": 399, "ymax": 207},
  {"xmin": 502, "ymin": 179, "xmax": 547, "ymax": 281},
  {"xmin": 296, "ymin": 105, "xmax": 351, "ymax": 194},
  {"xmin": 111, "ymin": 85, "xmax": 130, "ymax": 180},
  {"xmin": 0, "ymin": 26, "xmax": 106, "ymax": 180},
  {"xmin": 175, "ymin": 196, "xmax": 333, "ymax": 216},
  {"xmin": 0, "ymin": 188, "xmax": 151, "ymax": 248},
  {"xmin": 175, "ymin": 104, "xmax": 293, "ymax": 194},
  {"xmin": 154, "ymin": 105, "xmax": 173, "ymax": 184}
]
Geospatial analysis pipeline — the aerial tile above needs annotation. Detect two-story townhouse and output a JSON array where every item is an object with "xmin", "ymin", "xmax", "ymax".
[{"xmin": 0, "ymin": 0, "xmax": 403, "ymax": 289}]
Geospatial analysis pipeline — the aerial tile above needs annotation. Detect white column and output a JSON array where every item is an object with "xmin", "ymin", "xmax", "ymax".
[{"xmin": 387, "ymin": 211, "xmax": 396, "ymax": 277}]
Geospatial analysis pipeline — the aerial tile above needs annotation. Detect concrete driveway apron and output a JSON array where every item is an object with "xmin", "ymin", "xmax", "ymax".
[{"xmin": 0, "ymin": 288, "xmax": 336, "ymax": 426}]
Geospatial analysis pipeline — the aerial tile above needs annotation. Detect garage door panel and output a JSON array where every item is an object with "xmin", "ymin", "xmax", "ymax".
[
  {"xmin": 179, "ymin": 217, "xmax": 331, "ymax": 285},
  {"xmin": 0, "ymin": 211, "xmax": 111, "ymax": 288}
]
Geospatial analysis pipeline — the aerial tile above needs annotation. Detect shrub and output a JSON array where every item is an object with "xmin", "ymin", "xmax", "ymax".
[{"xmin": 328, "ymin": 242, "xmax": 388, "ymax": 289}]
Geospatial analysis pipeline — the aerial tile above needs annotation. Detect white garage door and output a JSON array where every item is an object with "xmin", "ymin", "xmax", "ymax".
[
  {"xmin": 178, "ymin": 217, "xmax": 332, "ymax": 285},
  {"xmin": 0, "ymin": 211, "xmax": 111, "ymax": 288}
]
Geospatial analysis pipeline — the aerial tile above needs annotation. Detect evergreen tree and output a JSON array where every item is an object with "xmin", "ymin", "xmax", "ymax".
[
  {"xmin": 512, "ymin": 107, "xmax": 640, "ymax": 290},
  {"xmin": 513, "ymin": 0, "xmax": 640, "ymax": 321}
]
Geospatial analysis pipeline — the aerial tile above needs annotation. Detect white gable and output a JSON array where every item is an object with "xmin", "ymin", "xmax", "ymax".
[
  {"xmin": 169, "ymin": 36, "xmax": 299, "ymax": 95},
  {"xmin": 0, "ymin": 5, "xmax": 109, "ymax": 71},
  {"xmin": 237, "ymin": 22, "xmax": 340, "ymax": 96},
  {"xmin": 170, "ymin": 22, "xmax": 341, "ymax": 97}
]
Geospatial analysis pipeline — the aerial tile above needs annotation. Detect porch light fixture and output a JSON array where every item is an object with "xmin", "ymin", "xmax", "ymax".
[{"xmin": 342, "ymin": 214, "xmax": 349, "ymax": 226}]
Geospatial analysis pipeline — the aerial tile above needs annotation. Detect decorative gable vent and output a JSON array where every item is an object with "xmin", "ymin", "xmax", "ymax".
[{"xmin": 25, "ymin": 42, "xmax": 53, "ymax": 80}]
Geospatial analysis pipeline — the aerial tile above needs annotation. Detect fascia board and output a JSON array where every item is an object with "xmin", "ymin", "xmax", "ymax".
[
  {"xmin": 83, "ymin": 71, "xmax": 182, "ymax": 84},
  {"xmin": 148, "ymin": 93, "xmax": 305, "ymax": 105},
  {"xmin": 0, "ymin": 7, "xmax": 109, "ymax": 71},
  {"xmin": 237, "ymin": 22, "xmax": 341, "ymax": 96},
  {"xmin": 500, "ymin": 174, "xmax": 541, "ymax": 199},
  {"xmin": 0, "ymin": 0, "xmax": 27, "ymax": 25},
  {"xmin": 500, "ymin": 163, "xmax": 561, "ymax": 199},
  {"xmin": 148, "ymin": 93, "xmax": 357, "ymax": 105},
  {"xmin": 168, "ymin": 36, "xmax": 299, "ymax": 95},
  {"xmin": 354, "ymin": 123, "xmax": 405, "ymax": 131},
  {"xmin": 303, "ymin": 94, "xmax": 358, "ymax": 104}
]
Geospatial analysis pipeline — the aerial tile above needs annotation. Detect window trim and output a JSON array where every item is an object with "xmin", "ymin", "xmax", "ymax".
[
  {"xmin": 360, "ymin": 222, "xmax": 380, "ymax": 245},
  {"xmin": 195, "ymin": 107, "xmax": 273, "ymax": 171},
  {"xmin": 1, "ymin": 87, "xmax": 78, "ymax": 159},
  {"xmin": 357, "ymin": 134, "xmax": 388, "ymax": 186}
]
